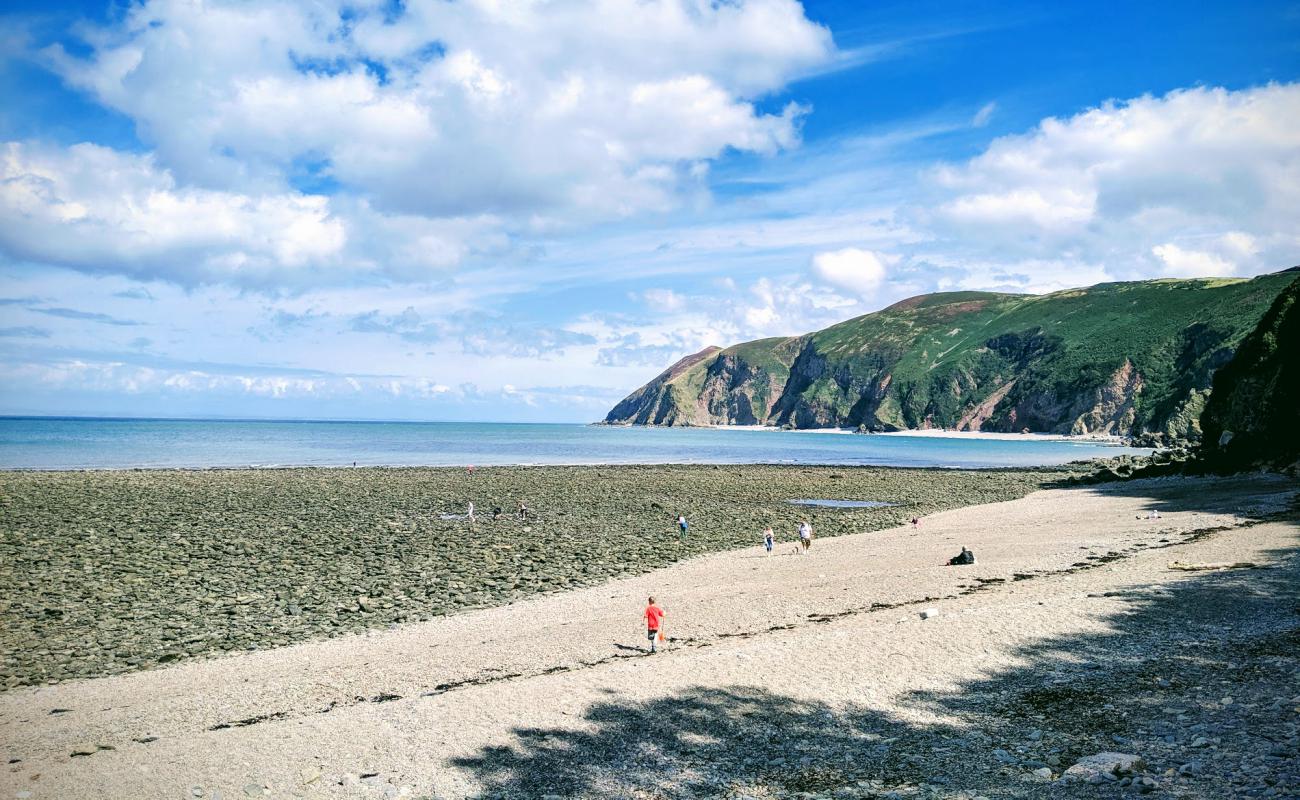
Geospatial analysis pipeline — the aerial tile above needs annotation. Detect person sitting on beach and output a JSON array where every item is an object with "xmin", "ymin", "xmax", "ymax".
[
  {"xmin": 947, "ymin": 547, "xmax": 976, "ymax": 566},
  {"xmin": 911, "ymin": 517, "xmax": 920, "ymax": 527},
  {"xmin": 644, "ymin": 596, "xmax": 665, "ymax": 653},
  {"xmin": 517, "ymin": 499, "xmax": 529, "ymax": 521},
  {"xmin": 763, "ymin": 526, "xmax": 774, "ymax": 556},
  {"xmin": 798, "ymin": 521, "xmax": 813, "ymax": 553},
  {"xmin": 677, "ymin": 514, "xmax": 688, "ymax": 539},
  {"xmin": 492, "ymin": 505, "xmax": 503, "ymax": 520}
]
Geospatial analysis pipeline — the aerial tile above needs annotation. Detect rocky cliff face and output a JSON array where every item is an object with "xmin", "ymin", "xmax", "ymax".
[
  {"xmin": 605, "ymin": 271, "xmax": 1298, "ymax": 442},
  {"xmin": 1199, "ymin": 273, "xmax": 1300, "ymax": 469},
  {"xmin": 602, "ymin": 346, "xmax": 721, "ymax": 426}
]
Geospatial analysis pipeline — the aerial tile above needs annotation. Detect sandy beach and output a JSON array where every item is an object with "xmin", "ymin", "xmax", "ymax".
[
  {"xmin": 2, "ymin": 472, "xmax": 1296, "ymax": 799},
  {"xmin": 703, "ymin": 425, "xmax": 1132, "ymax": 444},
  {"xmin": 873, "ymin": 430, "xmax": 1130, "ymax": 444}
]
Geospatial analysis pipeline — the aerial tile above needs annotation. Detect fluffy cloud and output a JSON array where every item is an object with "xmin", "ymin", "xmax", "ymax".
[
  {"xmin": 810, "ymin": 247, "xmax": 891, "ymax": 295},
  {"xmin": 928, "ymin": 83, "xmax": 1300, "ymax": 280},
  {"xmin": 587, "ymin": 274, "xmax": 863, "ymax": 369},
  {"xmin": 0, "ymin": 142, "xmax": 343, "ymax": 284},
  {"xmin": 0, "ymin": 141, "xmax": 504, "ymax": 286},
  {"xmin": 1151, "ymin": 243, "xmax": 1235, "ymax": 278},
  {"xmin": 7, "ymin": 0, "xmax": 833, "ymax": 289},
  {"xmin": 40, "ymin": 0, "xmax": 831, "ymax": 221}
]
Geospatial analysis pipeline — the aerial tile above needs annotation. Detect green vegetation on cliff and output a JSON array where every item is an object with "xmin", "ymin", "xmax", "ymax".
[
  {"xmin": 605, "ymin": 270, "xmax": 1297, "ymax": 442},
  {"xmin": 1200, "ymin": 272, "xmax": 1300, "ymax": 469}
]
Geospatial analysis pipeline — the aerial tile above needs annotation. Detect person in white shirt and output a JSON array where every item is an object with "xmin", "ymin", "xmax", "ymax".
[{"xmin": 798, "ymin": 521, "xmax": 813, "ymax": 553}]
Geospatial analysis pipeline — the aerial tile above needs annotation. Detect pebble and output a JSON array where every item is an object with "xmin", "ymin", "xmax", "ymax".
[{"xmin": 2, "ymin": 466, "xmax": 1037, "ymax": 686}]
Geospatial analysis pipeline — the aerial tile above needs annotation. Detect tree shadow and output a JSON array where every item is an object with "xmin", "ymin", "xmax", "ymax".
[{"xmin": 454, "ymin": 486, "xmax": 1300, "ymax": 799}]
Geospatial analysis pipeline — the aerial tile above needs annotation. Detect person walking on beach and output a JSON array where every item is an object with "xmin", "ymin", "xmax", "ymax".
[
  {"xmin": 644, "ymin": 596, "xmax": 665, "ymax": 653},
  {"xmin": 763, "ymin": 526, "xmax": 774, "ymax": 556},
  {"xmin": 467, "ymin": 501, "xmax": 476, "ymax": 523},
  {"xmin": 798, "ymin": 520, "xmax": 813, "ymax": 553},
  {"xmin": 676, "ymin": 514, "xmax": 688, "ymax": 540},
  {"xmin": 517, "ymin": 499, "xmax": 529, "ymax": 521}
]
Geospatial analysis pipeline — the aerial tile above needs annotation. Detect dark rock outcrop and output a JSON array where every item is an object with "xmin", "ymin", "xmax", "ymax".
[{"xmin": 1199, "ymin": 274, "xmax": 1300, "ymax": 471}]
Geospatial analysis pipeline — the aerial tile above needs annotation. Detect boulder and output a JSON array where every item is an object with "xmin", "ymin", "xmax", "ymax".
[{"xmin": 1062, "ymin": 752, "xmax": 1145, "ymax": 783}]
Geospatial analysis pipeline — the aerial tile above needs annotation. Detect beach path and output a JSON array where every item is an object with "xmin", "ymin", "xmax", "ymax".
[{"xmin": 2, "ymin": 475, "xmax": 1296, "ymax": 798}]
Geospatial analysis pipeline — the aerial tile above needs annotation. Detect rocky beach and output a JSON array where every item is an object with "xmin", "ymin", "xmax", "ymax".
[
  {"xmin": 2, "ymin": 470, "xmax": 1297, "ymax": 799},
  {"xmin": 0, "ymin": 464, "xmax": 1059, "ymax": 688}
]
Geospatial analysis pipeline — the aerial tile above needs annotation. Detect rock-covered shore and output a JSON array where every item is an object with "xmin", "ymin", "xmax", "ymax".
[{"xmin": 0, "ymin": 464, "xmax": 1067, "ymax": 688}]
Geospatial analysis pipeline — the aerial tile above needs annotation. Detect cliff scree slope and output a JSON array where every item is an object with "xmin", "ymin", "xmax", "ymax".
[{"xmin": 604, "ymin": 271, "xmax": 1297, "ymax": 442}]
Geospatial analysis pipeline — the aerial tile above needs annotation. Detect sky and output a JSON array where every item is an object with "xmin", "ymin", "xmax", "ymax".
[{"xmin": 1, "ymin": 0, "xmax": 1298, "ymax": 422}]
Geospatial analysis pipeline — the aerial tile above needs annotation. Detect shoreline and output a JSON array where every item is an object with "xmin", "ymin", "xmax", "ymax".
[
  {"xmin": 0, "ymin": 457, "xmax": 1118, "ymax": 474},
  {"xmin": 2, "ymin": 473, "xmax": 1295, "ymax": 798}
]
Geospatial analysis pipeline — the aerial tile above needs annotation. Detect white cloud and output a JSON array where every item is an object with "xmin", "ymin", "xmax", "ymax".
[
  {"xmin": 810, "ymin": 247, "xmax": 891, "ymax": 295},
  {"xmin": 582, "ymin": 273, "xmax": 864, "ymax": 371},
  {"xmin": 933, "ymin": 258, "xmax": 1117, "ymax": 296},
  {"xmin": 927, "ymin": 83, "xmax": 1300, "ymax": 282},
  {"xmin": 6, "ymin": 357, "xmax": 457, "ymax": 402},
  {"xmin": 971, "ymin": 101, "xmax": 996, "ymax": 128},
  {"xmin": 0, "ymin": 142, "xmax": 344, "ymax": 283},
  {"xmin": 39, "ymin": 0, "xmax": 832, "ymax": 223},
  {"xmin": 640, "ymin": 288, "xmax": 688, "ymax": 312},
  {"xmin": 0, "ymin": 141, "xmax": 504, "ymax": 286},
  {"xmin": 940, "ymin": 187, "xmax": 1095, "ymax": 231},
  {"xmin": 1151, "ymin": 243, "xmax": 1235, "ymax": 278},
  {"xmin": 7, "ymin": 0, "xmax": 837, "ymax": 290}
]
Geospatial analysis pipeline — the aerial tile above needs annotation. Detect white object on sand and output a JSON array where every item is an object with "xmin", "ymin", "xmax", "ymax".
[{"xmin": 919, "ymin": 608, "xmax": 939, "ymax": 620}]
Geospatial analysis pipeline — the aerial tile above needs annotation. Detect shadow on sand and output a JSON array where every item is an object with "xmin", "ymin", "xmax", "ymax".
[{"xmin": 453, "ymin": 479, "xmax": 1300, "ymax": 799}]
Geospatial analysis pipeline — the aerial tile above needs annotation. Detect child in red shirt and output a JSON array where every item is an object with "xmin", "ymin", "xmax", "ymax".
[{"xmin": 644, "ymin": 596, "xmax": 665, "ymax": 653}]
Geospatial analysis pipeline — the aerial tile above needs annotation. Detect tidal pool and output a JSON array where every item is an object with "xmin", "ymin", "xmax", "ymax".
[{"xmin": 786, "ymin": 499, "xmax": 893, "ymax": 509}]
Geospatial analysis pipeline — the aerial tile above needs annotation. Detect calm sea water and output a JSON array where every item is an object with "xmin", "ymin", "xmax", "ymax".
[{"xmin": 0, "ymin": 417, "xmax": 1149, "ymax": 470}]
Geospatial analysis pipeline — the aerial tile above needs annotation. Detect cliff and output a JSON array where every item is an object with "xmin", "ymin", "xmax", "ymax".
[
  {"xmin": 604, "ymin": 271, "xmax": 1298, "ymax": 442},
  {"xmin": 1199, "ymin": 272, "xmax": 1300, "ymax": 469}
]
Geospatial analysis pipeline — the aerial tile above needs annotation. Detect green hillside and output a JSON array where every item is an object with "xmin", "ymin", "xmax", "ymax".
[{"xmin": 604, "ymin": 270, "xmax": 1297, "ymax": 442}]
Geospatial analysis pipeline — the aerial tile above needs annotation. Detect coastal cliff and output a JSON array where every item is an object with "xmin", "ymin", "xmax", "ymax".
[
  {"xmin": 1199, "ymin": 273, "xmax": 1300, "ymax": 469},
  {"xmin": 604, "ymin": 270, "xmax": 1298, "ymax": 443}
]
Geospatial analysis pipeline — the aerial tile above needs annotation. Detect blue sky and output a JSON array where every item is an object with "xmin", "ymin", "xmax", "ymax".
[{"xmin": 1, "ymin": 0, "xmax": 1298, "ymax": 422}]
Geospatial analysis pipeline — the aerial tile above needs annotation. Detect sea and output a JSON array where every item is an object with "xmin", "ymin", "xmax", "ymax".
[{"xmin": 0, "ymin": 417, "xmax": 1150, "ymax": 470}]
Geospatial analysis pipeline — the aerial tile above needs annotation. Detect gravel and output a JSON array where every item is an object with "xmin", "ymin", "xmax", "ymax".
[{"xmin": 0, "ymin": 464, "xmax": 1063, "ymax": 687}]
